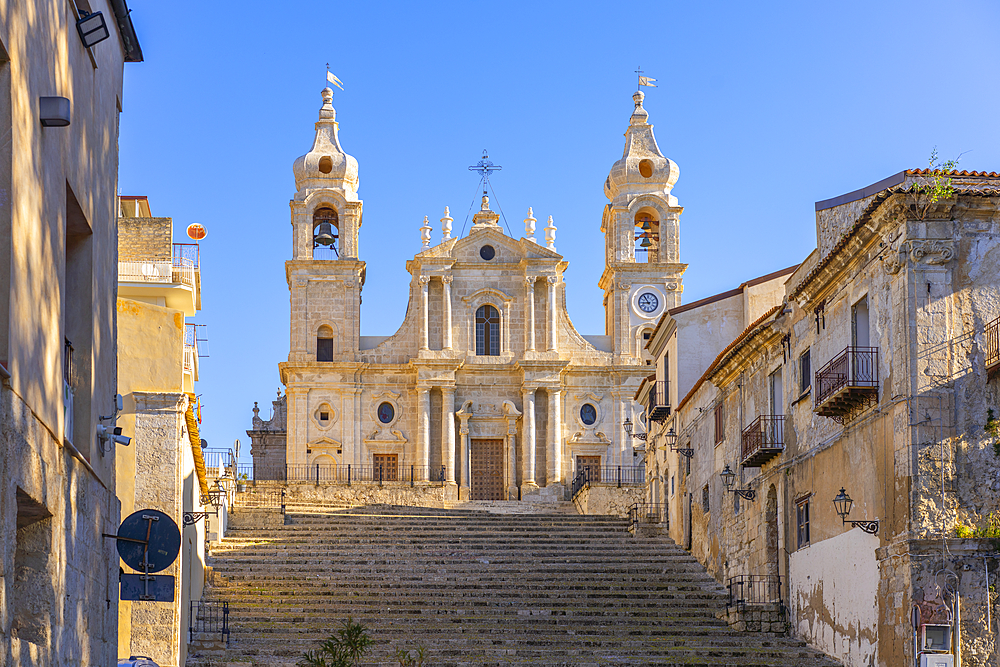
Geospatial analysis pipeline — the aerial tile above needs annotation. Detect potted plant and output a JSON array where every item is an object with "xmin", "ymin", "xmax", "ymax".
[{"xmin": 236, "ymin": 472, "xmax": 249, "ymax": 492}]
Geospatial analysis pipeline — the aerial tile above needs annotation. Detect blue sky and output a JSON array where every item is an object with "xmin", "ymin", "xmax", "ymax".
[{"xmin": 118, "ymin": 1, "xmax": 1000, "ymax": 458}]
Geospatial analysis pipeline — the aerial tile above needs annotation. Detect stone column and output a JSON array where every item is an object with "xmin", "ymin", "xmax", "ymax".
[
  {"xmin": 458, "ymin": 414, "xmax": 471, "ymax": 498},
  {"xmin": 521, "ymin": 388, "xmax": 536, "ymax": 486},
  {"xmin": 547, "ymin": 276, "xmax": 558, "ymax": 351},
  {"xmin": 442, "ymin": 276, "xmax": 453, "ymax": 350},
  {"xmin": 417, "ymin": 386, "xmax": 431, "ymax": 469},
  {"xmin": 442, "ymin": 386, "xmax": 456, "ymax": 483},
  {"xmin": 419, "ymin": 276, "xmax": 430, "ymax": 350},
  {"xmin": 547, "ymin": 388, "xmax": 562, "ymax": 484},
  {"xmin": 525, "ymin": 276, "xmax": 536, "ymax": 352}
]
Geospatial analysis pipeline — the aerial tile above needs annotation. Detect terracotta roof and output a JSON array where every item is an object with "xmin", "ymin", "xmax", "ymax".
[
  {"xmin": 906, "ymin": 169, "xmax": 1000, "ymax": 178},
  {"xmin": 792, "ymin": 182, "xmax": 1000, "ymax": 302},
  {"xmin": 674, "ymin": 305, "xmax": 780, "ymax": 413}
]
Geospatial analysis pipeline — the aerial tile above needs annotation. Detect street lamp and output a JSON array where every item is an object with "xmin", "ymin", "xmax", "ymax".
[
  {"xmin": 664, "ymin": 427, "xmax": 694, "ymax": 459},
  {"xmin": 832, "ymin": 487, "xmax": 879, "ymax": 534},
  {"xmin": 719, "ymin": 464, "xmax": 756, "ymax": 501}
]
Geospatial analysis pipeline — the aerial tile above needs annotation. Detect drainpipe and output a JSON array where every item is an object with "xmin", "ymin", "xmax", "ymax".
[{"xmin": 954, "ymin": 592, "xmax": 962, "ymax": 667}]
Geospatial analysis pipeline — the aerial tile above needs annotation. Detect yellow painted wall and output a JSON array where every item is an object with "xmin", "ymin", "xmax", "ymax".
[{"xmin": 115, "ymin": 296, "xmax": 184, "ymax": 657}]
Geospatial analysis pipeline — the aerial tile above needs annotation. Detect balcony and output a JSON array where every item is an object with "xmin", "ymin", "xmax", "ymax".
[
  {"xmin": 986, "ymin": 316, "xmax": 1000, "ymax": 379},
  {"xmin": 118, "ymin": 243, "xmax": 201, "ymax": 315},
  {"xmin": 814, "ymin": 347, "xmax": 879, "ymax": 420},
  {"xmin": 647, "ymin": 380, "xmax": 670, "ymax": 422},
  {"xmin": 741, "ymin": 415, "xmax": 784, "ymax": 467}
]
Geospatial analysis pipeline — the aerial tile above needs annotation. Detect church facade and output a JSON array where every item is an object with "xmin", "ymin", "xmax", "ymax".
[{"xmin": 249, "ymin": 87, "xmax": 685, "ymax": 501}]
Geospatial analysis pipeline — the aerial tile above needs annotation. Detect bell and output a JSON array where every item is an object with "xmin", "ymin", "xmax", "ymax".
[
  {"xmin": 314, "ymin": 222, "xmax": 336, "ymax": 246},
  {"xmin": 640, "ymin": 235, "xmax": 652, "ymax": 248},
  {"xmin": 640, "ymin": 219, "xmax": 652, "ymax": 231}
]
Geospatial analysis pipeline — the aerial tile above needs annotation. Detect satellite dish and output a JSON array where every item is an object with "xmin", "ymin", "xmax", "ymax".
[
  {"xmin": 116, "ymin": 509, "xmax": 180, "ymax": 573},
  {"xmin": 186, "ymin": 223, "xmax": 207, "ymax": 241}
]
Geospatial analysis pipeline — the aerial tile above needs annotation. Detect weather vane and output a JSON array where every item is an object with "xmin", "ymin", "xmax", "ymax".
[
  {"xmin": 635, "ymin": 66, "xmax": 657, "ymax": 90},
  {"xmin": 468, "ymin": 149, "xmax": 502, "ymax": 197}
]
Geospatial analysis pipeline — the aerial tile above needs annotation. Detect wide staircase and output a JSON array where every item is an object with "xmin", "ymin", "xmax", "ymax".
[{"xmin": 189, "ymin": 503, "xmax": 840, "ymax": 666}]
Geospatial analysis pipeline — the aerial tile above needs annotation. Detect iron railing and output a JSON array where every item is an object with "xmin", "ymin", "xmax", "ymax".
[
  {"xmin": 237, "ymin": 463, "xmax": 446, "ymax": 485},
  {"xmin": 203, "ymin": 448, "xmax": 235, "ymax": 475},
  {"xmin": 815, "ymin": 346, "xmax": 879, "ymax": 405},
  {"xmin": 627, "ymin": 502, "xmax": 667, "ymax": 531},
  {"xmin": 571, "ymin": 468, "xmax": 590, "ymax": 500},
  {"xmin": 986, "ymin": 316, "xmax": 1000, "ymax": 373},
  {"xmin": 189, "ymin": 600, "xmax": 229, "ymax": 646},
  {"xmin": 728, "ymin": 574, "xmax": 784, "ymax": 609},
  {"xmin": 740, "ymin": 415, "xmax": 785, "ymax": 467},
  {"xmin": 571, "ymin": 466, "xmax": 645, "ymax": 500},
  {"xmin": 648, "ymin": 380, "xmax": 670, "ymax": 422},
  {"xmin": 173, "ymin": 243, "xmax": 200, "ymax": 268}
]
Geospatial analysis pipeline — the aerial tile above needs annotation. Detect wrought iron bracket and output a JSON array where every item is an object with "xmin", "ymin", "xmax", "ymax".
[
  {"xmin": 183, "ymin": 511, "xmax": 216, "ymax": 526},
  {"xmin": 734, "ymin": 488, "xmax": 757, "ymax": 501},
  {"xmin": 673, "ymin": 447, "xmax": 694, "ymax": 458},
  {"xmin": 845, "ymin": 519, "xmax": 879, "ymax": 534},
  {"xmin": 200, "ymin": 489, "xmax": 227, "ymax": 508},
  {"xmin": 631, "ymin": 432, "xmax": 648, "ymax": 441}
]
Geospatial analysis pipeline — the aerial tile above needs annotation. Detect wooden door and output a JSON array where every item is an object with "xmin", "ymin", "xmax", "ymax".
[
  {"xmin": 372, "ymin": 453, "xmax": 398, "ymax": 481},
  {"xmin": 471, "ymin": 439, "xmax": 504, "ymax": 500},
  {"xmin": 577, "ymin": 456, "xmax": 601, "ymax": 483}
]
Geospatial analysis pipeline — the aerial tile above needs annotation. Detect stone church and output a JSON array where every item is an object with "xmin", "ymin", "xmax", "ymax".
[{"xmin": 249, "ymin": 86, "xmax": 684, "ymax": 501}]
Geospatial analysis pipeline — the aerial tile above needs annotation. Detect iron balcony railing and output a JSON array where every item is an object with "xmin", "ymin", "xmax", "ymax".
[
  {"xmin": 202, "ymin": 448, "xmax": 236, "ymax": 476},
  {"xmin": 741, "ymin": 415, "xmax": 785, "ymax": 467},
  {"xmin": 189, "ymin": 600, "xmax": 230, "ymax": 646},
  {"xmin": 986, "ymin": 316, "xmax": 1000, "ymax": 375},
  {"xmin": 648, "ymin": 380, "xmax": 670, "ymax": 422},
  {"xmin": 815, "ymin": 346, "xmax": 879, "ymax": 407},
  {"xmin": 237, "ymin": 463, "xmax": 447, "ymax": 485},
  {"xmin": 118, "ymin": 243, "xmax": 200, "ymax": 287},
  {"xmin": 627, "ymin": 503, "xmax": 667, "ymax": 531},
  {"xmin": 728, "ymin": 574, "xmax": 784, "ymax": 610}
]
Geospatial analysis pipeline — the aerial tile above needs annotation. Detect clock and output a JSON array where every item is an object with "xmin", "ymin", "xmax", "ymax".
[{"xmin": 637, "ymin": 292, "xmax": 659, "ymax": 313}]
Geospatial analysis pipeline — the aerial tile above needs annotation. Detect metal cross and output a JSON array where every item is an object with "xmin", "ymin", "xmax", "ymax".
[
  {"xmin": 468, "ymin": 150, "xmax": 502, "ymax": 195},
  {"xmin": 635, "ymin": 66, "xmax": 644, "ymax": 90}
]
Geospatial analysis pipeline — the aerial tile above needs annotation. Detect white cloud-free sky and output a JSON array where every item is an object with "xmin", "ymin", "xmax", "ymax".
[{"xmin": 118, "ymin": 0, "xmax": 1000, "ymax": 457}]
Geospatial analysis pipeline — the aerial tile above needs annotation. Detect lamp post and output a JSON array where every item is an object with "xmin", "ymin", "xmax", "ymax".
[
  {"xmin": 832, "ymin": 488, "xmax": 879, "ymax": 534},
  {"xmin": 720, "ymin": 464, "xmax": 756, "ymax": 501}
]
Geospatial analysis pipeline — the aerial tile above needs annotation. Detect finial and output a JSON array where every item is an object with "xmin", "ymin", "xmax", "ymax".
[
  {"xmin": 441, "ymin": 207, "xmax": 453, "ymax": 241},
  {"xmin": 253, "ymin": 401, "xmax": 259, "ymax": 415},
  {"xmin": 544, "ymin": 215, "xmax": 557, "ymax": 251},
  {"xmin": 420, "ymin": 215, "xmax": 432, "ymax": 249},
  {"xmin": 481, "ymin": 195, "xmax": 490, "ymax": 211},
  {"xmin": 633, "ymin": 90, "xmax": 644, "ymax": 107},
  {"xmin": 524, "ymin": 207, "xmax": 537, "ymax": 242}
]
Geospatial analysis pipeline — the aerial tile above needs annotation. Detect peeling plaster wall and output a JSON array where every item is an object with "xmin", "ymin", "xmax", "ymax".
[{"xmin": 789, "ymin": 528, "xmax": 879, "ymax": 667}]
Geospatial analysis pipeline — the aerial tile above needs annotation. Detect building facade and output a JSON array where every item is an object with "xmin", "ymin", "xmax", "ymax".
[
  {"xmin": 250, "ymin": 87, "xmax": 682, "ymax": 501},
  {"xmin": 0, "ymin": 1, "xmax": 141, "ymax": 665},
  {"xmin": 640, "ymin": 170, "xmax": 1000, "ymax": 667},
  {"xmin": 116, "ymin": 197, "xmax": 210, "ymax": 667}
]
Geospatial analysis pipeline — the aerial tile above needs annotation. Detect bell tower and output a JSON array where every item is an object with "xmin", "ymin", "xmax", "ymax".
[
  {"xmin": 286, "ymin": 86, "xmax": 365, "ymax": 363},
  {"xmin": 599, "ymin": 90, "xmax": 686, "ymax": 364}
]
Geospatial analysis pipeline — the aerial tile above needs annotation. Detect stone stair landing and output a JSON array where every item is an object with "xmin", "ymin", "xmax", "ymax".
[{"xmin": 188, "ymin": 504, "xmax": 840, "ymax": 667}]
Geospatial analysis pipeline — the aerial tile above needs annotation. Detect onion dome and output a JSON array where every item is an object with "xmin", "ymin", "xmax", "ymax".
[
  {"xmin": 292, "ymin": 87, "xmax": 359, "ymax": 199},
  {"xmin": 605, "ymin": 90, "xmax": 679, "ymax": 206}
]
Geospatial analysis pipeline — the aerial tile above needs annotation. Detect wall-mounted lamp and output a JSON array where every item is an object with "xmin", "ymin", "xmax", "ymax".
[
  {"xmin": 623, "ymin": 417, "xmax": 647, "ymax": 441},
  {"xmin": 664, "ymin": 427, "xmax": 694, "ymax": 458},
  {"xmin": 720, "ymin": 464, "xmax": 756, "ymax": 501},
  {"xmin": 40, "ymin": 97, "xmax": 71, "ymax": 127},
  {"xmin": 76, "ymin": 11, "xmax": 110, "ymax": 48},
  {"xmin": 832, "ymin": 488, "xmax": 879, "ymax": 534}
]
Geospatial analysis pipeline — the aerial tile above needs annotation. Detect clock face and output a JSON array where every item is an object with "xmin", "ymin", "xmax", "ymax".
[{"xmin": 637, "ymin": 292, "xmax": 659, "ymax": 313}]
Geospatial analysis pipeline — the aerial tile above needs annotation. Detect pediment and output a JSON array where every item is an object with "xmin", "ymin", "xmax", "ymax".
[{"xmin": 450, "ymin": 228, "xmax": 561, "ymax": 263}]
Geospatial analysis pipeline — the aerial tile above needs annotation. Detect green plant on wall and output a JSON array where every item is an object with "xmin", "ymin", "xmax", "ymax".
[
  {"xmin": 986, "ymin": 409, "xmax": 1000, "ymax": 456},
  {"xmin": 910, "ymin": 147, "xmax": 961, "ymax": 219},
  {"xmin": 394, "ymin": 646, "xmax": 427, "ymax": 667},
  {"xmin": 954, "ymin": 511, "xmax": 1000, "ymax": 539},
  {"xmin": 299, "ymin": 617, "xmax": 372, "ymax": 667}
]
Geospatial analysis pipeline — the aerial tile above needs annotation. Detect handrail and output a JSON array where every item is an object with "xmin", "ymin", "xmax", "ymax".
[
  {"xmin": 237, "ymin": 463, "xmax": 447, "ymax": 484},
  {"xmin": 627, "ymin": 503, "xmax": 667, "ymax": 531},
  {"xmin": 727, "ymin": 574, "xmax": 784, "ymax": 609}
]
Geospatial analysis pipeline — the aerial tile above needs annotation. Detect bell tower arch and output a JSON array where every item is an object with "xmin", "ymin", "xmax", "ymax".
[{"xmin": 598, "ymin": 90, "xmax": 687, "ymax": 364}]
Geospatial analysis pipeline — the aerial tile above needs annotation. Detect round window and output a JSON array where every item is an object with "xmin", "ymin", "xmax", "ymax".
[
  {"xmin": 580, "ymin": 403, "xmax": 597, "ymax": 426},
  {"xmin": 480, "ymin": 245, "xmax": 496, "ymax": 260},
  {"xmin": 377, "ymin": 402, "xmax": 395, "ymax": 424},
  {"xmin": 638, "ymin": 159, "xmax": 654, "ymax": 178}
]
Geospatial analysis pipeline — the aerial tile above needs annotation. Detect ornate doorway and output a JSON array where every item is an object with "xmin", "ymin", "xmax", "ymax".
[{"xmin": 471, "ymin": 439, "xmax": 504, "ymax": 500}]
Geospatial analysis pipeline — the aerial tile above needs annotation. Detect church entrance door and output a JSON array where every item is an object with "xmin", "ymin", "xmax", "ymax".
[{"xmin": 471, "ymin": 439, "xmax": 504, "ymax": 500}]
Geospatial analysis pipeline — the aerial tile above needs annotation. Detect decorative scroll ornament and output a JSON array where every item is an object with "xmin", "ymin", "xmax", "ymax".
[{"xmin": 884, "ymin": 239, "xmax": 955, "ymax": 275}]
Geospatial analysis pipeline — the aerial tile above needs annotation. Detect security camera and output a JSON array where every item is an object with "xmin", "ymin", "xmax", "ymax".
[
  {"xmin": 97, "ymin": 425, "xmax": 131, "ymax": 447},
  {"xmin": 112, "ymin": 434, "xmax": 131, "ymax": 446}
]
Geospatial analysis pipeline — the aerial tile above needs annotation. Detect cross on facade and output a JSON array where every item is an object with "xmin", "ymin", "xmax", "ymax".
[{"xmin": 468, "ymin": 149, "xmax": 502, "ymax": 196}]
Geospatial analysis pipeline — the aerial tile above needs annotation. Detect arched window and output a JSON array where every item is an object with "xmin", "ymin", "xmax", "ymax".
[
  {"xmin": 634, "ymin": 211, "xmax": 659, "ymax": 263},
  {"xmin": 317, "ymin": 324, "xmax": 334, "ymax": 362},
  {"xmin": 313, "ymin": 207, "xmax": 339, "ymax": 259},
  {"xmin": 475, "ymin": 305, "xmax": 500, "ymax": 356}
]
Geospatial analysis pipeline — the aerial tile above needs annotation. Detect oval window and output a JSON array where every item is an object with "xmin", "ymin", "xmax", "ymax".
[
  {"xmin": 638, "ymin": 159, "xmax": 654, "ymax": 178},
  {"xmin": 480, "ymin": 245, "xmax": 496, "ymax": 260},
  {"xmin": 318, "ymin": 156, "xmax": 333, "ymax": 174},
  {"xmin": 580, "ymin": 403, "xmax": 597, "ymax": 426},
  {"xmin": 377, "ymin": 402, "xmax": 395, "ymax": 424}
]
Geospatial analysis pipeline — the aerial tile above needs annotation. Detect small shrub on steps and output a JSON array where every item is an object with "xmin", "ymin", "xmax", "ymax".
[{"xmin": 298, "ymin": 617, "xmax": 372, "ymax": 667}]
